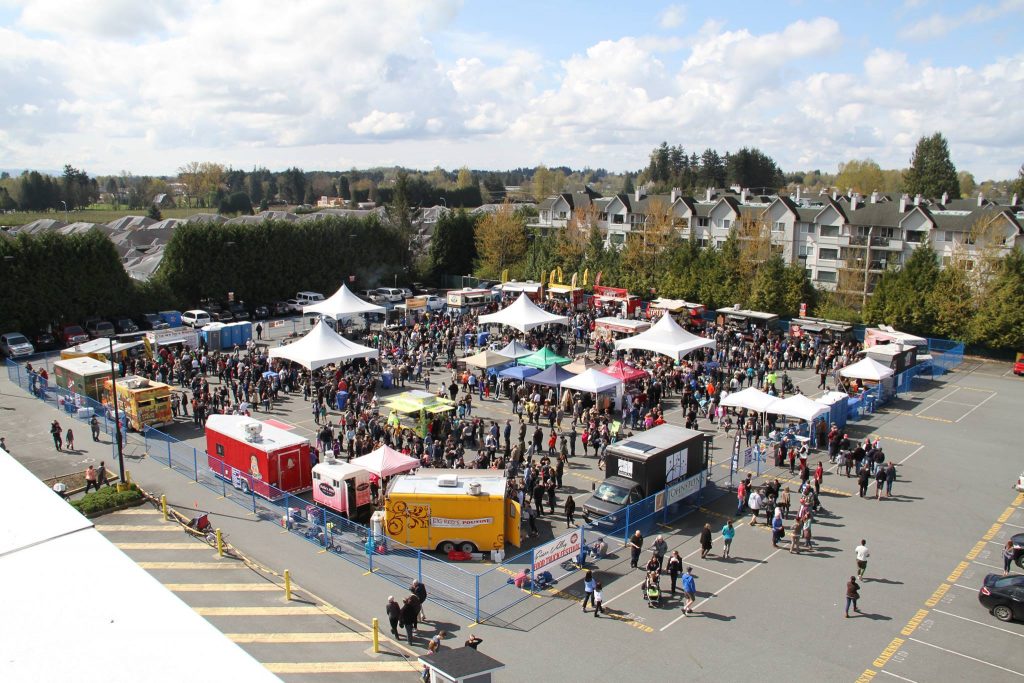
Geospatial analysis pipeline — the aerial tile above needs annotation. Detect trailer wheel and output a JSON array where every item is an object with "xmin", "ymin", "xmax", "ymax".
[
  {"xmin": 460, "ymin": 542, "xmax": 477, "ymax": 554},
  {"xmin": 439, "ymin": 541, "xmax": 456, "ymax": 553},
  {"xmin": 239, "ymin": 479, "xmax": 251, "ymax": 495}
]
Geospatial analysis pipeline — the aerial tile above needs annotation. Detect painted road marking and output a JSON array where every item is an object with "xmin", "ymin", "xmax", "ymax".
[
  {"xmin": 138, "ymin": 562, "xmax": 243, "ymax": 569},
  {"xmin": 659, "ymin": 548, "xmax": 781, "ymax": 632},
  {"xmin": 907, "ymin": 637, "xmax": 1024, "ymax": 677},
  {"xmin": 900, "ymin": 609, "xmax": 929, "ymax": 636},
  {"xmin": 981, "ymin": 523, "xmax": 1002, "ymax": 542},
  {"xmin": 931, "ymin": 608, "xmax": 1024, "ymax": 638},
  {"xmin": 165, "ymin": 583, "xmax": 280, "ymax": 592},
  {"xmin": 873, "ymin": 637, "xmax": 906, "ymax": 668},
  {"xmin": 955, "ymin": 391, "xmax": 997, "ymax": 423},
  {"xmin": 1013, "ymin": 492, "xmax": 1024, "ymax": 507},
  {"xmin": 879, "ymin": 670, "xmax": 920, "ymax": 683},
  {"xmin": 263, "ymin": 662, "xmax": 419, "ymax": 674},
  {"xmin": 947, "ymin": 562, "xmax": 970, "ymax": 583},
  {"xmin": 924, "ymin": 584, "xmax": 950, "ymax": 607},
  {"xmin": 878, "ymin": 435, "xmax": 923, "ymax": 446},
  {"xmin": 971, "ymin": 560, "xmax": 1004, "ymax": 571},
  {"xmin": 889, "ymin": 410, "xmax": 953, "ymax": 423},
  {"xmin": 965, "ymin": 541, "xmax": 987, "ymax": 561},
  {"xmin": 916, "ymin": 387, "xmax": 960, "ymax": 415},
  {"xmin": 112, "ymin": 509, "xmax": 161, "ymax": 515},
  {"xmin": 115, "ymin": 543, "xmax": 209, "ymax": 550},
  {"xmin": 194, "ymin": 606, "xmax": 325, "ymax": 616},
  {"xmin": 96, "ymin": 525, "xmax": 182, "ymax": 532},
  {"xmin": 856, "ymin": 670, "xmax": 878, "ymax": 682},
  {"xmin": 227, "ymin": 632, "xmax": 371, "ymax": 643},
  {"xmin": 998, "ymin": 507, "xmax": 1016, "ymax": 523},
  {"xmin": 897, "ymin": 445, "xmax": 925, "ymax": 465}
]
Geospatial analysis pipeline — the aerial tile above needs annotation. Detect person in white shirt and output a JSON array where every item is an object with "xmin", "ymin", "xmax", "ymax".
[
  {"xmin": 748, "ymin": 489, "xmax": 763, "ymax": 526},
  {"xmin": 855, "ymin": 539, "xmax": 870, "ymax": 578}
]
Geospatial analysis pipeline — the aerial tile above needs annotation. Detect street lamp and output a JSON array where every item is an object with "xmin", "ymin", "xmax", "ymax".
[
  {"xmin": 60, "ymin": 200, "xmax": 68, "ymax": 223},
  {"xmin": 108, "ymin": 336, "xmax": 126, "ymax": 484}
]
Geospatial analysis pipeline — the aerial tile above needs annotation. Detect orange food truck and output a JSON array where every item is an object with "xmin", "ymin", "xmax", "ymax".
[
  {"xmin": 103, "ymin": 375, "xmax": 173, "ymax": 431},
  {"xmin": 648, "ymin": 298, "xmax": 706, "ymax": 327},
  {"xmin": 591, "ymin": 285, "xmax": 641, "ymax": 316},
  {"xmin": 547, "ymin": 283, "xmax": 586, "ymax": 310},
  {"xmin": 205, "ymin": 415, "xmax": 313, "ymax": 499}
]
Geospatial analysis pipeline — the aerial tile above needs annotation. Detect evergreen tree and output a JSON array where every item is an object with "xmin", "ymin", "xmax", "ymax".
[
  {"xmin": 429, "ymin": 208, "xmax": 477, "ymax": 281},
  {"xmin": 621, "ymin": 174, "xmax": 635, "ymax": 195},
  {"xmin": 904, "ymin": 132, "xmax": 960, "ymax": 200},
  {"xmin": 969, "ymin": 250, "xmax": 1024, "ymax": 349}
]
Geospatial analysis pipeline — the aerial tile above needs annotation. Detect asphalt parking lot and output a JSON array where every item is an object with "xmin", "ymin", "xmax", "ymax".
[{"xmin": 4, "ymin": 347, "xmax": 1023, "ymax": 681}]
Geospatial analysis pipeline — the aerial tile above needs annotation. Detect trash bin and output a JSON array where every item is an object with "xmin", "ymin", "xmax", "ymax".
[
  {"xmin": 380, "ymin": 372, "xmax": 393, "ymax": 389},
  {"xmin": 335, "ymin": 390, "xmax": 349, "ymax": 410}
]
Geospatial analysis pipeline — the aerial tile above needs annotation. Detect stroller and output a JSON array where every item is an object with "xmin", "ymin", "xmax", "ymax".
[{"xmin": 643, "ymin": 573, "xmax": 662, "ymax": 607}]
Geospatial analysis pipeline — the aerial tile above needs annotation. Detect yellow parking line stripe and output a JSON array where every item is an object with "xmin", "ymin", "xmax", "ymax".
[
  {"xmin": 116, "ymin": 543, "xmax": 208, "ymax": 550},
  {"xmin": 227, "ymin": 632, "xmax": 371, "ymax": 643},
  {"xmin": 263, "ymin": 662, "xmax": 420, "ymax": 674},
  {"xmin": 138, "ymin": 562, "xmax": 242, "ymax": 569},
  {"xmin": 96, "ymin": 525, "xmax": 181, "ymax": 532},
  {"xmin": 194, "ymin": 606, "xmax": 326, "ymax": 616},
  {"xmin": 165, "ymin": 583, "xmax": 280, "ymax": 592}
]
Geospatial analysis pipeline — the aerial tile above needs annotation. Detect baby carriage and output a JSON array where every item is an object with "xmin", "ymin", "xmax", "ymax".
[{"xmin": 643, "ymin": 574, "xmax": 662, "ymax": 607}]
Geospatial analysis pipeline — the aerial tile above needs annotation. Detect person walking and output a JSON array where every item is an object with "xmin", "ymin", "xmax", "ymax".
[
  {"xmin": 855, "ymin": 539, "xmax": 870, "ymax": 578},
  {"xmin": 884, "ymin": 463, "xmax": 897, "ymax": 497},
  {"xmin": 628, "ymin": 530, "xmax": 644, "ymax": 569},
  {"xmin": 90, "ymin": 416, "xmax": 100, "ymax": 441},
  {"xmin": 721, "ymin": 520, "xmax": 735, "ymax": 558},
  {"xmin": 874, "ymin": 465, "xmax": 886, "ymax": 500},
  {"xmin": 699, "ymin": 523, "xmax": 713, "ymax": 559},
  {"xmin": 789, "ymin": 515, "xmax": 804, "ymax": 554},
  {"xmin": 666, "ymin": 551, "xmax": 682, "ymax": 594},
  {"xmin": 564, "ymin": 495, "xmax": 576, "ymax": 528},
  {"xmin": 410, "ymin": 581, "xmax": 428, "ymax": 623},
  {"xmin": 651, "ymin": 534, "xmax": 668, "ymax": 570},
  {"xmin": 592, "ymin": 582, "xmax": 604, "ymax": 617},
  {"xmin": 778, "ymin": 487, "xmax": 791, "ymax": 519},
  {"xmin": 1003, "ymin": 540, "xmax": 1014, "ymax": 576},
  {"xmin": 96, "ymin": 461, "xmax": 108, "ymax": 488},
  {"xmin": 748, "ymin": 488, "xmax": 763, "ymax": 526},
  {"xmin": 50, "ymin": 420, "xmax": 63, "ymax": 451},
  {"xmin": 845, "ymin": 576, "xmax": 861, "ymax": 617},
  {"xmin": 857, "ymin": 466, "xmax": 870, "ymax": 498},
  {"xmin": 681, "ymin": 567, "xmax": 697, "ymax": 614},
  {"xmin": 84, "ymin": 465, "xmax": 99, "ymax": 494},
  {"xmin": 581, "ymin": 570, "xmax": 596, "ymax": 612},
  {"xmin": 736, "ymin": 479, "xmax": 747, "ymax": 516},
  {"xmin": 399, "ymin": 597, "xmax": 418, "ymax": 643},
  {"xmin": 386, "ymin": 596, "xmax": 401, "ymax": 639},
  {"xmin": 65, "ymin": 428, "xmax": 75, "ymax": 451}
]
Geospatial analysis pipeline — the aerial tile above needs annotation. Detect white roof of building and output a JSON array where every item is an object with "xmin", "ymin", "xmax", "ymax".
[
  {"xmin": 54, "ymin": 356, "xmax": 112, "ymax": 375},
  {"xmin": 205, "ymin": 414, "xmax": 309, "ymax": 452},
  {"xmin": 387, "ymin": 469, "xmax": 507, "ymax": 497}
]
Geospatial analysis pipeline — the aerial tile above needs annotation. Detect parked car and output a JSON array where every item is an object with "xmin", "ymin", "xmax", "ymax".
[
  {"xmin": 376, "ymin": 287, "xmax": 404, "ymax": 303},
  {"xmin": 399, "ymin": 287, "xmax": 414, "ymax": 299},
  {"xmin": 296, "ymin": 291, "xmax": 325, "ymax": 306},
  {"xmin": 209, "ymin": 309, "xmax": 233, "ymax": 322},
  {"xmin": 284, "ymin": 298, "xmax": 303, "ymax": 313},
  {"xmin": 83, "ymin": 318, "xmax": 115, "ymax": 339},
  {"xmin": 253, "ymin": 305, "xmax": 270, "ymax": 320},
  {"xmin": 979, "ymin": 573, "xmax": 1024, "ymax": 622},
  {"xmin": 1014, "ymin": 358, "xmax": 1024, "ymax": 376},
  {"xmin": 58, "ymin": 323, "xmax": 89, "ymax": 346},
  {"xmin": 136, "ymin": 313, "xmax": 170, "ymax": 331},
  {"xmin": 33, "ymin": 330, "xmax": 58, "ymax": 351},
  {"xmin": 0, "ymin": 332, "xmax": 34, "ymax": 358},
  {"xmin": 181, "ymin": 310, "xmax": 212, "ymax": 328},
  {"xmin": 424, "ymin": 295, "xmax": 445, "ymax": 312},
  {"xmin": 227, "ymin": 302, "xmax": 249, "ymax": 320},
  {"xmin": 360, "ymin": 290, "xmax": 385, "ymax": 303},
  {"xmin": 272, "ymin": 301, "xmax": 291, "ymax": 317},
  {"xmin": 113, "ymin": 318, "xmax": 139, "ymax": 334}
]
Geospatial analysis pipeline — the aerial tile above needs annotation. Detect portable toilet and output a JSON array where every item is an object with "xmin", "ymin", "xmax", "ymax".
[
  {"xmin": 235, "ymin": 321, "xmax": 253, "ymax": 346},
  {"xmin": 225, "ymin": 322, "xmax": 240, "ymax": 348},
  {"xmin": 202, "ymin": 322, "xmax": 224, "ymax": 351}
]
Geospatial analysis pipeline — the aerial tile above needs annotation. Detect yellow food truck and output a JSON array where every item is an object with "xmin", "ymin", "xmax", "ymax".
[
  {"xmin": 382, "ymin": 470, "xmax": 520, "ymax": 554},
  {"xmin": 103, "ymin": 375, "xmax": 173, "ymax": 431}
]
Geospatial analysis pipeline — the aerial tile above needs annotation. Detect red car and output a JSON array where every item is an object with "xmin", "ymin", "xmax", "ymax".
[
  {"xmin": 1014, "ymin": 359, "xmax": 1024, "ymax": 376},
  {"xmin": 58, "ymin": 323, "xmax": 89, "ymax": 346}
]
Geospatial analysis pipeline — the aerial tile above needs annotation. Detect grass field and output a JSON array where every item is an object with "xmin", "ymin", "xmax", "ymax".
[{"xmin": 0, "ymin": 205, "xmax": 213, "ymax": 228}]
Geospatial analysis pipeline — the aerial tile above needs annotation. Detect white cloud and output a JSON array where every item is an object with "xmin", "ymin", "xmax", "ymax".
[
  {"xmin": 900, "ymin": 0, "xmax": 1024, "ymax": 40},
  {"xmin": 659, "ymin": 4, "xmax": 686, "ymax": 29},
  {"xmin": 348, "ymin": 110, "xmax": 415, "ymax": 136}
]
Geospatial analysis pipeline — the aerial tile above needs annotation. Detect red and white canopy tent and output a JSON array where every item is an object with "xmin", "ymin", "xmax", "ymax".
[{"xmin": 349, "ymin": 444, "xmax": 420, "ymax": 478}]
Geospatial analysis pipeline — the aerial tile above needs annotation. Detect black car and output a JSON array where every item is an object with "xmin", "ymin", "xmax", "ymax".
[
  {"xmin": 33, "ymin": 330, "xmax": 58, "ymax": 351},
  {"xmin": 227, "ymin": 302, "xmax": 249, "ymax": 320},
  {"xmin": 253, "ymin": 305, "xmax": 270, "ymax": 320},
  {"xmin": 136, "ymin": 313, "xmax": 170, "ymax": 331},
  {"xmin": 272, "ymin": 301, "xmax": 291, "ymax": 317},
  {"xmin": 979, "ymin": 573, "xmax": 1024, "ymax": 622},
  {"xmin": 114, "ymin": 317, "xmax": 139, "ymax": 334},
  {"xmin": 210, "ymin": 309, "xmax": 234, "ymax": 322}
]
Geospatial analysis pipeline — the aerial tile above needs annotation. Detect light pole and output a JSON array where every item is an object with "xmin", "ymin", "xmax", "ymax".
[
  {"xmin": 108, "ymin": 336, "xmax": 126, "ymax": 484},
  {"xmin": 60, "ymin": 200, "xmax": 68, "ymax": 223}
]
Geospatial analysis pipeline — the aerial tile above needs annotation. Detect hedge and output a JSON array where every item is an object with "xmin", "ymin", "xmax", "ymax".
[{"xmin": 70, "ymin": 484, "xmax": 143, "ymax": 516}]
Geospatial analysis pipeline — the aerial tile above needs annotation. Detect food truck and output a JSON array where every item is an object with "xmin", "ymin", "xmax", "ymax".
[
  {"xmin": 546, "ymin": 282, "xmax": 586, "ymax": 310},
  {"xmin": 312, "ymin": 459, "xmax": 373, "ymax": 519},
  {"xmin": 145, "ymin": 327, "xmax": 200, "ymax": 353},
  {"xmin": 498, "ymin": 280, "xmax": 544, "ymax": 303},
  {"xmin": 53, "ymin": 357, "xmax": 111, "ymax": 401},
  {"xmin": 446, "ymin": 288, "xmax": 495, "ymax": 314},
  {"xmin": 715, "ymin": 305, "xmax": 779, "ymax": 330},
  {"xmin": 863, "ymin": 326, "xmax": 931, "ymax": 362},
  {"xmin": 205, "ymin": 415, "xmax": 312, "ymax": 499},
  {"xmin": 103, "ymin": 375, "xmax": 173, "ymax": 431},
  {"xmin": 648, "ymin": 298, "xmax": 705, "ymax": 327},
  {"xmin": 59, "ymin": 337, "xmax": 144, "ymax": 362},
  {"xmin": 593, "ymin": 317, "xmax": 651, "ymax": 339},
  {"xmin": 381, "ymin": 470, "xmax": 520, "ymax": 554},
  {"xmin": 590, "ymin": 285, "xmax": 642, "ymax": 316},
  {"xmin": 789, "ymin": 316, "xmax": 854, "ymax": 341}
]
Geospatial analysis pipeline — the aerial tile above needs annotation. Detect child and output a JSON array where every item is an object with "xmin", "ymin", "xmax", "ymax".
[{"xmin": 592, "ymin": 582, "xmax": 603, "ymax": 617}]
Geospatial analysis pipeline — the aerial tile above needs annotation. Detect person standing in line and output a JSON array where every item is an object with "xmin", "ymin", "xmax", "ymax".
[
  {"xmin": 721, "ymin": 520, "xmax": 735, "ymax": 558},
  {"xmin": 666, "ymin": 551, "xmax": 683, "ymax": 594},
  {"xmin": 565, "ymin": 495, "xmax": 576, "ymax": 528},
  {"xmin": 789, "ymin": 515, "xmax": 804, "ymax": 554},
  {"xmin": 802, "ymin": 512, "xmax": 814, "ymax": 550},
  {"xmin": 885, "ymin": 463, "xmax": 897, "ymax": 498},
  {"xmin": 748, "ymin": 488, "xmax": 763, "ymax": 526},
  {"xmin": 681, "ymin": 567, "xmax": 697, "ymax": 614},
  {"xmin": 778, "ymin": 487, "xmax": 791, "ymax": 519},
  {"xmin": 628, "ymin": 530, "xmax": 644, "ymax": 569},
  {"xmin": 699, "ymin": 523, "xmax": 713, "ymax": 559},
  {"xmin": 386, "ymin": 596, "xmax": 401, "ymax": 639},
  {"xmin": 592, "ymin": 582, "xmax": 604, "ymax": 617},
  {"xmin": 581, "ymin": 570, "xmax": 596, "ymax": 612},
  {"xmin": 855, "ymin": 539, "xmax": 870, "ymax": 578},
  {"xmin": 845, "ymin": 576, "xmax": 861, "ymax": 617},
  {"xmin": 857, "ymin": 465, "xmax": 870, "ymax": 498},
  {"xmin": 1003, "ymin": 540, "xmax": 1014, "ymax": 576}
]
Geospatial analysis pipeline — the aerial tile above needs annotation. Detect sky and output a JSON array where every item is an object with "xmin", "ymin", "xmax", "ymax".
[{"xmin": 1, "ymin": 0, "xmax": 1022, "ymax": 180}]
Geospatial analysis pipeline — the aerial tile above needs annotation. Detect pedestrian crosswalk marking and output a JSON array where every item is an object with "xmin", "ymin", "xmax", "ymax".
[
  {"xmin": 263, "ymin": 662, "xmax": 419, "ymax": 673},
  {"xmin": 116, "ymin": 543, "xmax": 208, "ymax": 550},
  {"xmin": 96, "ymin": 525, "xmax": 181, "ymax": 532},
  {"xmin": 227, "ymin": 632, "xmax": 371, "ymax": 643},
  {"xmin": 194, "ymin": 606, "xmax": 325, "ymax": 616},
  {"xmin": 139, "ymin": 562, "xmax": 242, "ymax": 569},
  {"xmin": 165, "ymin": 583, "xmax": 280, "ymax": 592}
]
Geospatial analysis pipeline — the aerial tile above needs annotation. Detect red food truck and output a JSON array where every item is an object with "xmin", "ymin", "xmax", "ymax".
[
  {"xmin": 591, "ymin": 285, "xmax": 641, "ymax": 316},
  {"xmin": 205, "ymin": 414, "xmax": 312, "ymax": 500},
  {"xmin": 546, "ymin": 283, "xmax": 586, "ymax": 310}
]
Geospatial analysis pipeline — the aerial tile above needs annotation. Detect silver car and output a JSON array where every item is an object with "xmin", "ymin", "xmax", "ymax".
[{"xmin": 0, "ymin": 332, "xmax": 34, "ymax": 358}]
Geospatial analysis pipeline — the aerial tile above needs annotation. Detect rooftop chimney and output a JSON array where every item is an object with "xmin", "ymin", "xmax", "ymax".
[
  {"xmin": 740, "ymin": 188, "xmax": 749, "ymax": 203},
  {"xmin": 706, "ymin": 188, "xmax": 713, "ymax": 202},
  {"xmin": 634, "ymin": 188, "xmax": 641, "ymax": 203},
  {"xmin": 850, "ymin": 193, "xmax": 860, "ymax": 211},
  {"xmin": 978, "ymin": 192, "xmax": 985, "ymax": 207},
  {"xmin": 941, "ymin": 191, "xmax": 949, "ymax": 206},
  {"xmin": 796, "ymin": 185, "xmax": 802, "ymax": 202},
  {"xmin": 870, "ymin": 190, "xmax": 879, "ymax": 204},
  {"xmin": 670, "ymin": 187, "xmax": 679, "ymax": 203},
  {"xmin": 899, "ymin": 194, "xmax": 909, "ymax": 213},
  {"xmin": 913, "ymin": 194, "xmax": 922, "ymax": 206},
  {"xmin": 832, "ymin": 189, "xmax": 838, "ymax": 200},
  {"xmin": 1013, "ymin": 193, "xmax": 1019, "ymax": 206}
]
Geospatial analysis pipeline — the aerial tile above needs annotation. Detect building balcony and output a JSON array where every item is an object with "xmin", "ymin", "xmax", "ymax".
[
  {"xmin": 837, "ymin": 234, "xmax": 868, "ymax": 246},
  {"xmin": 870, "ymin": 236, "xmax": 903, "ymax": 250}
]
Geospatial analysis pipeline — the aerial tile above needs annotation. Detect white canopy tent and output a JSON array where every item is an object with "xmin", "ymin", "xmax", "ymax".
[
  {"xmin": 563, "ymin": 355, "xmax": 605, "ymax": 374},
  {"xmin": 495, "ymin": 340, "xmax": 534, "ymax": 360},
  {"xmin": 560, "ymin": 368, "xmax": 622, "ymax": 394},
  {"xmin": 613, "ymin": 312, "xmax": 715, "ymax": 361},
  {"xmin": 268, "ymin": 321, "xmax": 378, "ymax": 370},
  {"xmin": 719, "ymin": 387, "xmax": 778, "ymax": 412},
  {"xmin": 464, "ymin": 349, "xmax": 513, "ymax": 370},
  {"xmin": 477, "ymin": 293, "xmax": 569, "ymax": 332},
  {"xmin": 349, "ymin": 445, "xmax": 420, "ymax": 478},
  {"xmin": 303, "ymin": 283, "xmax": 385, "ymax": 318},
  {"xmin": 839, "ymin": 357, "xmax": 894, "ymax": 381},
  {"xmin": 766, "ymin": 394, "xmax": 830, "ymax": 422}
]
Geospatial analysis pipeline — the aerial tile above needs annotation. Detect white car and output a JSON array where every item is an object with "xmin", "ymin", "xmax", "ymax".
[
  {"xmin": 181, "ymin": 309, "xmax": 212, "ymax": 328},
  {"xmin": 0, "ymin": 332, "xmax": 34, "ymax": 358},
  {"xmin": 424, "ymin": 295, "xmax": 445, "ymax": 312},
  {"xmin": 376, "ymin": 287, "xmax": 404, "ymax": 303},
  {"xmin": 284, "ymin": 298, "xmax": 303, "ymax": 313}
]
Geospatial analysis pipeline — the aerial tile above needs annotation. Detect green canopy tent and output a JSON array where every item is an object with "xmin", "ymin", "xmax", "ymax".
[{"xmin": 518, "ymin": 347, "xmax": 570, "ymax": 370}]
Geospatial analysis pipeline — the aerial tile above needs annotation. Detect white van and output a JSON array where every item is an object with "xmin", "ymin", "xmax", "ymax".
[
  {"xmin": 376, "ymin": 287, "xmax": 404, "ymax": 303},
  {"xmin": 296, "ymin": 291, "xmax": 325, "ymax": 306},
  {"xmin": 181, "ymin": 309, "xmax": 212, "ymax": 328}
]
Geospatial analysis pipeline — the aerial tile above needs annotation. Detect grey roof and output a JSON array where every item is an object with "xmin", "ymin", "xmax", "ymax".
[
  {"xmin": 537, "ymin": 196, "xmax": 557, "ymax": 211},
  {"xmin": 106, "ymin": 215, "xmax": 156, "ymax": 231},
  {"xmin": 224, "ymin": 214, "xmax": 266, "ymax": 225},
  {"xmin": 258, "ymin": 210, "xmax": 299, "ymax": 221},
  {"xmin": 185, "ymin": 213, "xmax": 227, "ymax": 224},
  {"xmin": 56, "ymin": 221, "xmax": 101, "ymax": 235},
  {"xmin": 846, "ymin": 202, "xmax": 903, "ymax": 227},
  {"xmin": 17, "ymin": 218, "xmax": 66, "ymax": 234}
]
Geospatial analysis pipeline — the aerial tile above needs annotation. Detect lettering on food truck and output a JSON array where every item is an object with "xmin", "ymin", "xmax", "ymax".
[{"xmin": 431, "ymin": 516, "xmax": 494, "ymax": 528}]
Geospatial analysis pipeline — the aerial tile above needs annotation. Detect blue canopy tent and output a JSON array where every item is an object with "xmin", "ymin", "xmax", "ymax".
[{"xmin": 498, "ymin": 365, "xmax": 540, "ymax": 381}]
